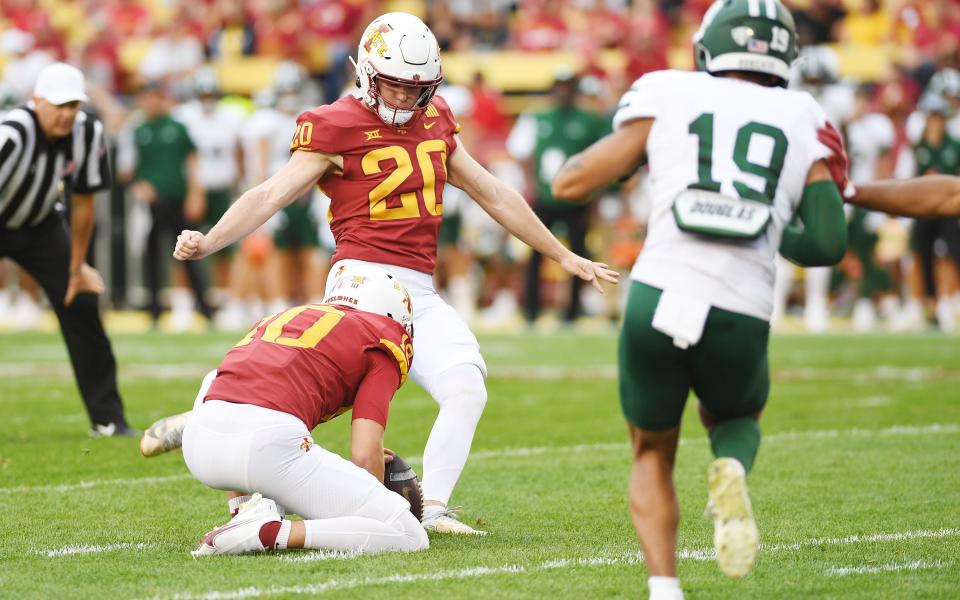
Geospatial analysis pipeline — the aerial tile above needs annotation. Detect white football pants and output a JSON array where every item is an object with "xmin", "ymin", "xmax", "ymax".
[{"xmin": 182, "ymin": 398, "xmax": 427, "ymax": 553}]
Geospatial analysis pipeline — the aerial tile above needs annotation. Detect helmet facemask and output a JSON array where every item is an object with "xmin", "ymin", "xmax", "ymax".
[{"xmin": 360, "ymin": 61, "xmax": 442, "ymax": 127}]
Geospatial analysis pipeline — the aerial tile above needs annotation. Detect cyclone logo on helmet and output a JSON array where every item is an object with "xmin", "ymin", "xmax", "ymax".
[{"xmin": 351, "ymin": 12, "xmax": 443, "ymax": 127}]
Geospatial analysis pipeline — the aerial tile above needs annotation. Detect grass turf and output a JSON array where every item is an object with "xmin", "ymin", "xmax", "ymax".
[{"xmin": 0, "ymin": 331, "xmax": 958, "ymax": 598}]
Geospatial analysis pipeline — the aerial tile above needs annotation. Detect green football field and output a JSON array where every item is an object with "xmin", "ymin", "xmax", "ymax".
[{"xmin": 1, "ymin": 330, "xmax": 958, "ymax": 599}]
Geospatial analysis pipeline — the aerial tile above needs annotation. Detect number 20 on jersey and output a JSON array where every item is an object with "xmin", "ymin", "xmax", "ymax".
[
  {"xmin": 291, "ymin": 120, "xmax": 448, "ymax": 222},
  {"xmin": 362, "ymin": 140, "xmax": 448, "ymax": 221}
]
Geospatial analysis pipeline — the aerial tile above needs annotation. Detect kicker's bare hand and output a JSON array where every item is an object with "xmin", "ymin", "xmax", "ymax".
[
  {"xmin": 173, "ymin": 230, "xmax": 211, "ymax": 260},
  {"xmin": 560, "ymin": 254, "xmax": 620, "ymax": 293}
]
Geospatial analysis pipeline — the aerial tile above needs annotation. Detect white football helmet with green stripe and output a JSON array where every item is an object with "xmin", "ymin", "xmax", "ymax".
[{"xmin": 693, "ymin": 0, "xmax": 799, "ymax": 86}]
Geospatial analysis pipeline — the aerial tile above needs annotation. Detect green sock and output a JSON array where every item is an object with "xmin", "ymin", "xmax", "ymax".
[{"xmin": 709, "ymin": 418, "xmax": 761, "ymax": 473}]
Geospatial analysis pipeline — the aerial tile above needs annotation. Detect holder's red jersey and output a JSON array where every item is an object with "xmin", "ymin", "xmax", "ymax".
[
  {"xmin": 291, "ymin": 95, "xmax": 460, "ymax": 274},
  {"xmin": 205, "ymin": 304, "xmax": 414, "ymax": 430}
]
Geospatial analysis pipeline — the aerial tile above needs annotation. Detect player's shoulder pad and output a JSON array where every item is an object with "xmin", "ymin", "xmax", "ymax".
[
  {"xmin": 791, "ymin": 89, "xmax": 830, "ymax": 128},
  {"xmin": 292, "ymin": 98, "xmax": 357, "ymax": 154},
  {"xmin": 426, "ymin": 94, "xmax": 461, "ymax": 135},
  {"xmin": 614, "ymin": 69, "xmax": 691, "ymax": 130},
  {"xmin": 785, "ymin": 89, "xmax": 834, "ymax": 163}
]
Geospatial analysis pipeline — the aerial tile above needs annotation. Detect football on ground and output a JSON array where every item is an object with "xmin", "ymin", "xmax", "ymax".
[{"xmin": 385, "ymin": 453, "xmax": 423, "ymax": 521}]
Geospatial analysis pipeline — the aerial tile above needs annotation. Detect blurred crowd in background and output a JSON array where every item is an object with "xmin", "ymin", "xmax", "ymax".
[{"xmin": 1, "ymin": 0, "xmax": 960, "ymax": 333}]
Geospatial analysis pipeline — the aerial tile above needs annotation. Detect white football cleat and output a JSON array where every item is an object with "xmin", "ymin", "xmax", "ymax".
[
  {"xmin": 140, "ymin": 411, "xmax": 191, "ymax": 457},
  {"xmin": 421, "ymin": 507, "xmax": 486, "ymax": 535},
  {"xmin": 649, "ymin": 587, "xmax": 685, "ymax": 600},
  {"xmin": 192, "ymin": 493, "xmax": 282, "ymax": 557},
  {"xmin": 706, "ymin": 458, "xmax": 758, "ymax": 578}
]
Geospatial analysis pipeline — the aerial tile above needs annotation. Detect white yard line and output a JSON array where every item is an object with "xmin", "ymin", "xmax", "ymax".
[
  {"xmin": 37, "ymin": 542, "xmax": 151, "ymax": 557},
  {"xmin": 3, "ymin": 363, "xmax": 957, "ymax": 382},
  {"xmin": 826, "ymin": 559, "xmax": 949, "ymax": 576},
  {"xmin": 161, "ymin": 528, "xmax": 960, "ymax": 599},
  {"xmin": 277, "ymin": 550, "xmax": 364, "ymax": 563},
  {"xmin": 492, "ymin": 365, "xmax": 618, "ymax": 380},
  {"xmin": 680, "ymin": 527, "xmax": 960, "ymax": 562},
  {"xmin": 490, "ymin": 365, "xmax": 960, "ymax": 382},
  {"xmin": 2, "ymin": 424, "xmax": 956, "ymax": 495},
  {"xmin": 165, "ymin": 555, "xmax": 644, "ymax": 600},
  {"xmin": 0, "ymin": 363, "xmax": 211, "ymax": 379},
  {"xmin": 0, "ymin": 473, "xmax": 192, "ymax": 495},
  {"xmin": 846, "ymin": 396, "xmax": 894, "ymax": 408},
  {"xmin": 405, "ymin": 423, "xmax": 960, "ymax": 464}
]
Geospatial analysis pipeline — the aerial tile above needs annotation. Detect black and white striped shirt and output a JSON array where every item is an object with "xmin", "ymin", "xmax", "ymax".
[{"xmin": 0, "ymin": 104, "xmax": 111, "ymax": 229}]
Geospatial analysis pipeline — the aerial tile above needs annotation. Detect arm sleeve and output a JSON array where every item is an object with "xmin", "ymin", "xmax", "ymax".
[
  {"xmin": 351, "ymin": 349, "xmax": 401, "ymax": 428},
  {"xmin": 779, "ymin": 180, "xmax": 847, "ymax": 267},
  {"xmin": 74, "ymin": 118, "xmax": 112, "ymax": 193}
]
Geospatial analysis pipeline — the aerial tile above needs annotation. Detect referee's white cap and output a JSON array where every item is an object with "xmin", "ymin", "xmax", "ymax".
[{"xmin": 34, "ymin": 62, "xmax": 89, "ymax": 105}]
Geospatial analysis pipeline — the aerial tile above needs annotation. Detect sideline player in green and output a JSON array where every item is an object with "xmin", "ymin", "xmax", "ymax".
[
  {"xmin": 552, "ymin": 1, "xmax": 847, "ymax": 597},
  {"xmin": 508, "ymin": 70, "xmax": 611, "ymax": 324}
]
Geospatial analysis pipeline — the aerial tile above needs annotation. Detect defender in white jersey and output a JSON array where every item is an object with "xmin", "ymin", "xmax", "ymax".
[
  {"xmin": 173, "ymin": 70, "xmax": 245, "ymax": 320},
  {"xmin": 843, "ymin": 87, "xmax": 898, "ymax": 331},
  {"xmin": 553, "ymin": 1, "xmax": 846, "ymax": 597},
  {"xmin": 244, "ymin": 74, "xmax": 330, "ymax": 316}
]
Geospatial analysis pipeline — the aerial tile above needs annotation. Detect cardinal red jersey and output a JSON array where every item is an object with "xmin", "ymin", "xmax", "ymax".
[
  {"xmin": 291, "ymin": 94, "xmax": 460, "ymax": 274},
  {"xmin": 205, "ymin": 304, "xmax": 414, "ymax": 430}
]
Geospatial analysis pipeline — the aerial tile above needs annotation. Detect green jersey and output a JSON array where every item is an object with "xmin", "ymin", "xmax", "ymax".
[
  {"xmin": 914, "ymin": 135, "xmax": 960, "ymax": 176},
  {"xmin": 133, "ymin": 115, "xmax": 196, "ymax": 201},
  {"xmin": 510, "ymin": 106, "xmax": 609, "ymax": 205}
]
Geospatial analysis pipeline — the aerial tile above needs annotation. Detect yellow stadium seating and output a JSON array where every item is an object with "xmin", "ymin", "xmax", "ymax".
[{"xmin": 215, "ymin": 58, "xmax": 282, "ymax": 96}]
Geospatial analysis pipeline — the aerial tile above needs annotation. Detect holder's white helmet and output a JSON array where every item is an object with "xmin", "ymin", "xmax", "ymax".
[
  {"xmin": 353, "ymin": 12, "xmax": 442, "ymax": 127},
  {"xmin": 324, "ymin": 264, "xmax": 413, "ymax": 336}
]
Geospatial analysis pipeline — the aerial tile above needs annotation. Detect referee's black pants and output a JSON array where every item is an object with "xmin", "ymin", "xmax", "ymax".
[
  {"xmin": 0, "ymin": 215, "xmax": 128, "ymax": 427},
  {"xmin": 524, "ymin": 201, "xmax": 591, "ymax": 323},
  {"xmin": 144, "ymin": 200, "xmax": 212, "ymax": 322}
]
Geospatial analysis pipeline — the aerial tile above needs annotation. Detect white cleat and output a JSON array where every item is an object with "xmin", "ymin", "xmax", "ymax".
[
  {"xmin": 706, "ymin": 458, "xmax": 758, "ymax": 578},
  {"xmin": 140, "ymin": 411, "xmax": 191, "ymax": 457},
  {"xmin": 421, "ymin": 507, "xmax": 486, "ymax": 535},
  {"xmin": 851, "ymin": 298, "xmax": 877, "ymax": 333},
  {"xmin": 936, "ymin": 298, "xmax": 956, "ymax": 333},
  {"xmin": 649, "ymin": 588, "xmax": 685, "ymax": 600},
  {"xmin": 192, "ymin": 493, "xmax": 282, "ymax": 557}
]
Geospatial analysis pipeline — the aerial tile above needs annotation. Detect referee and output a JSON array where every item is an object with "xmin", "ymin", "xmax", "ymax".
[{"xmin": 0, "ymin": 62, "xmax": 135, "ymax": 437}]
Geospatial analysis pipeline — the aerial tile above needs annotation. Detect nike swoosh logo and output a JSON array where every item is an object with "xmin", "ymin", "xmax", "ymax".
[
  {"xmin": 202, "ymin": 520, "xmax": 246, "ymax": 547},
  {"xmin": 424, "ymin": 121, "xmax": 438, "ymax": 130}
]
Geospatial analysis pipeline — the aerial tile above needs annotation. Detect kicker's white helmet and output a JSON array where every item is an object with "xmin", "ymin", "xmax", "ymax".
[
  {"xmin": 353, "ymin": 12, "xmax": 442, "ymax": 127},
  {"xmin": 324, "ymin": 264, "xmax": 413, "ymax": 336}
]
